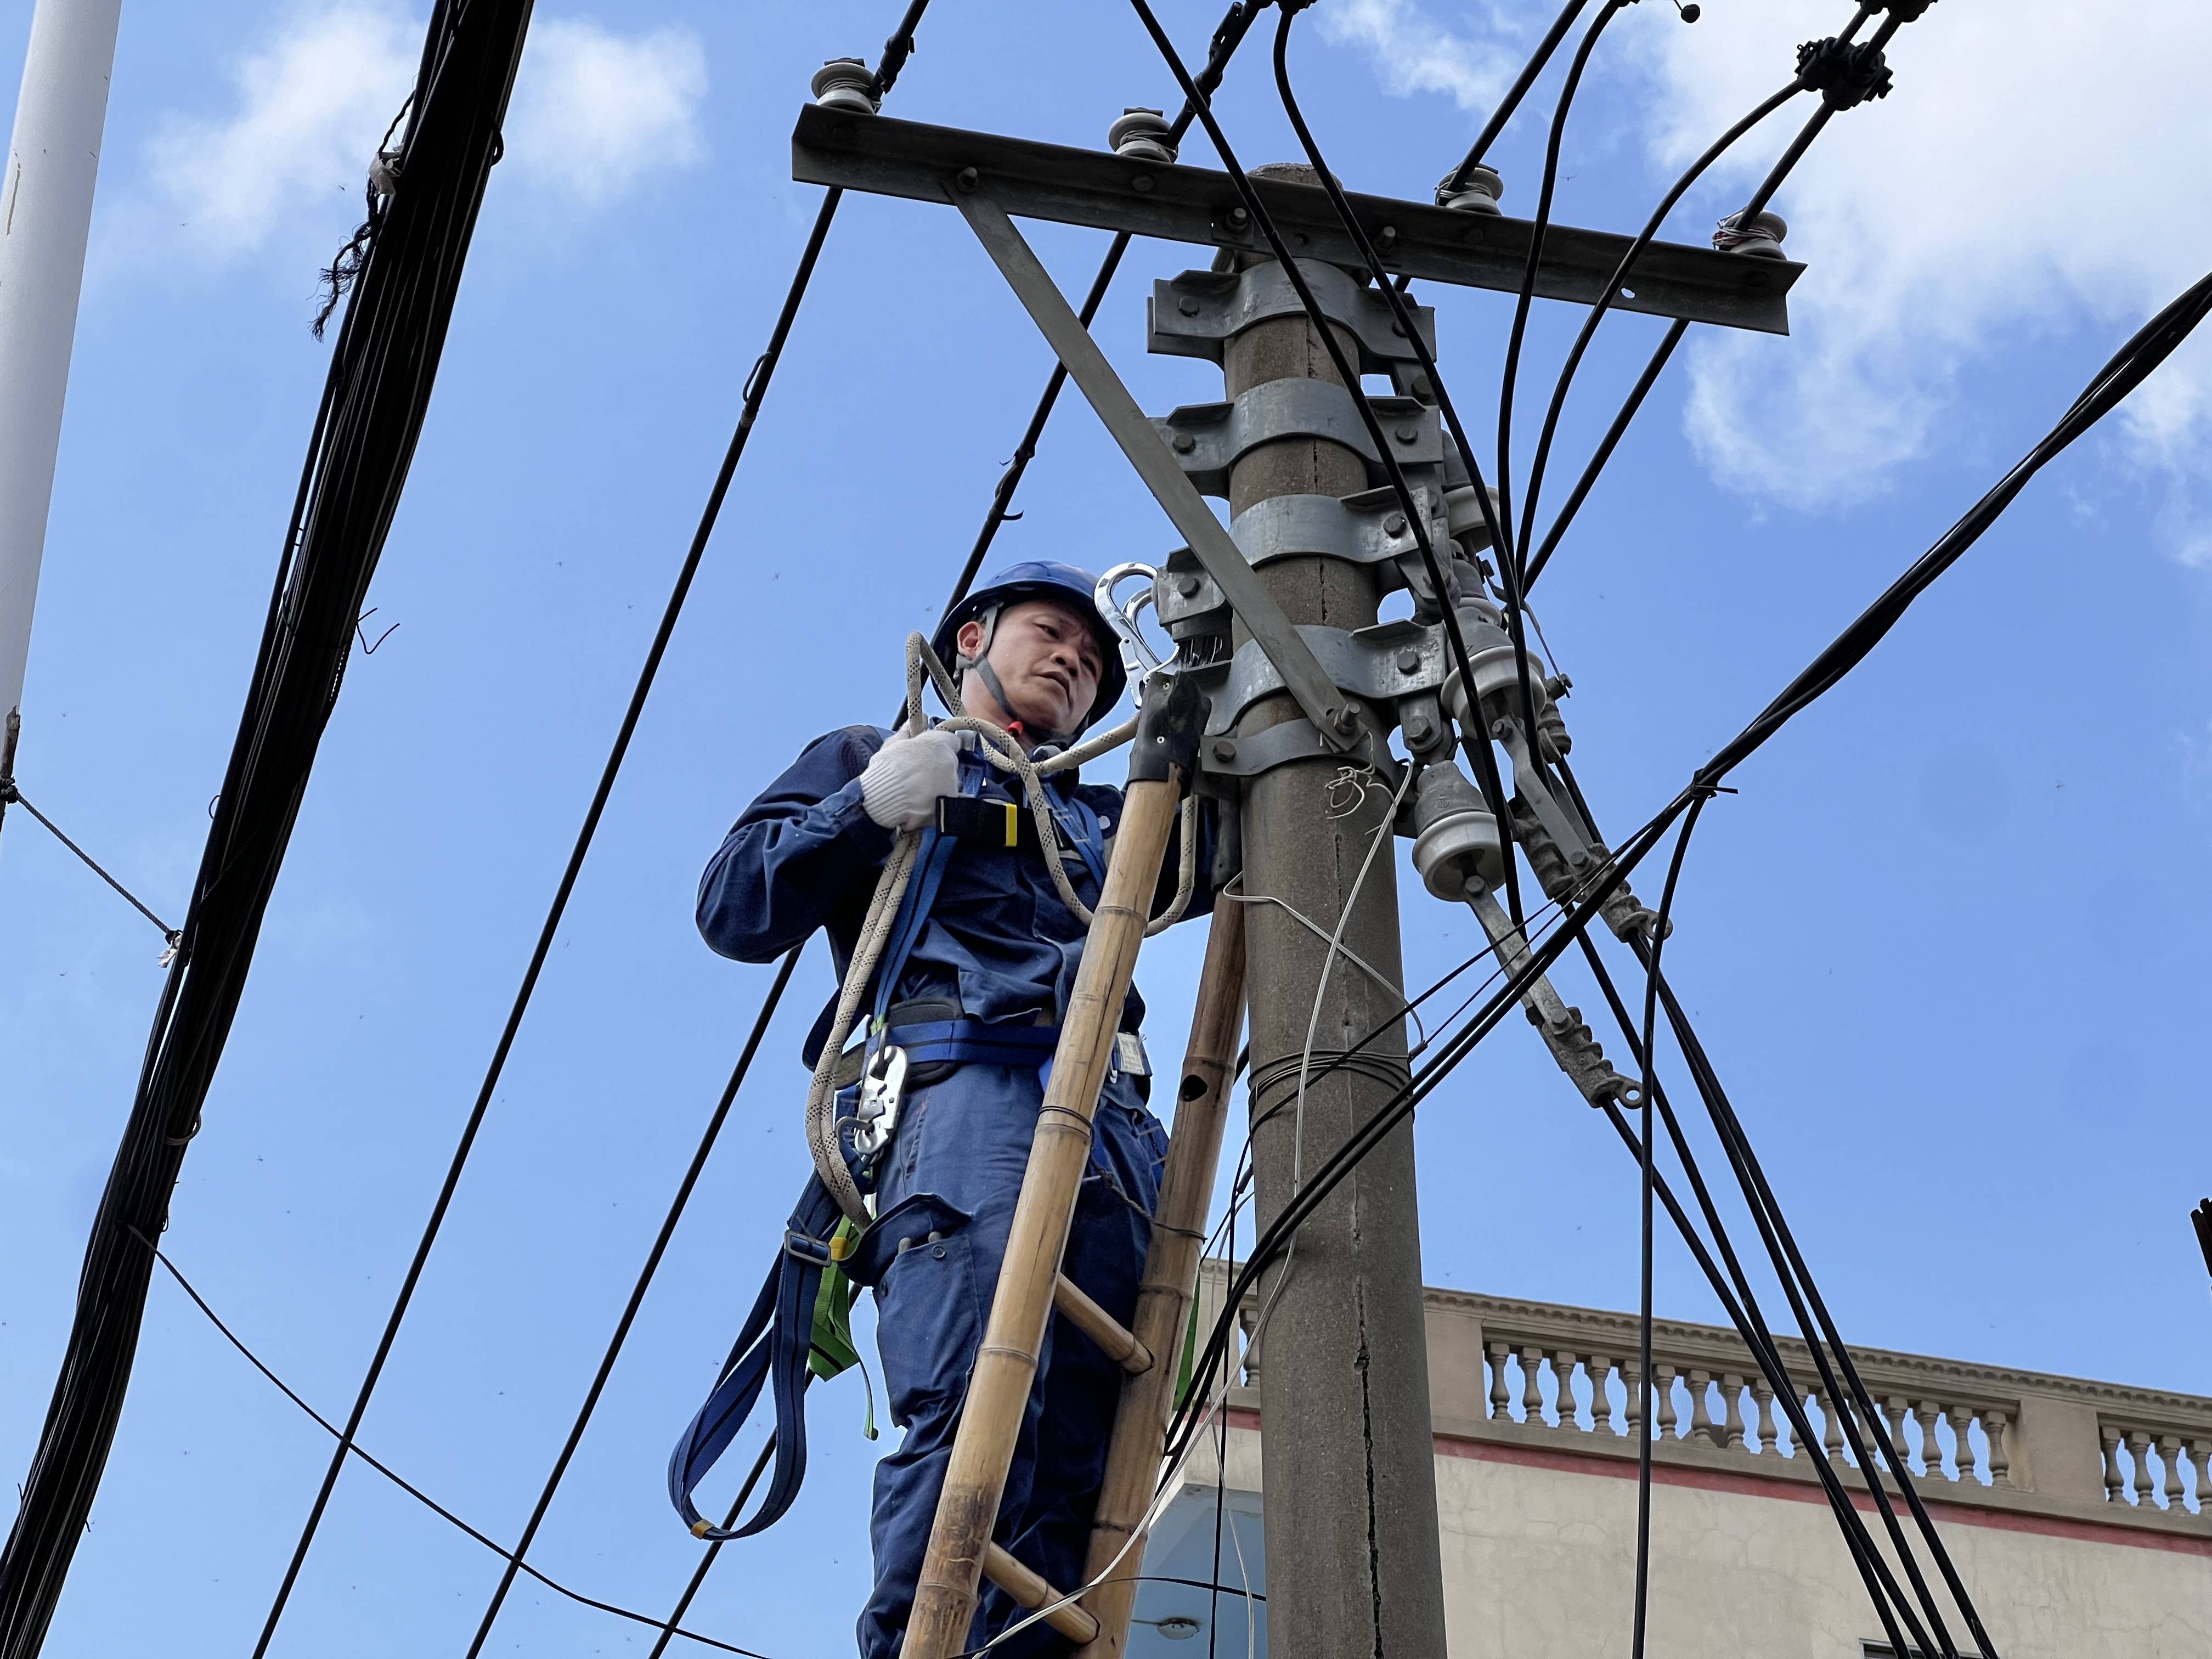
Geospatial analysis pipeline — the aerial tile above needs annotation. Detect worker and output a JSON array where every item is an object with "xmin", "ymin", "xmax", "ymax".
[{"xmin": 696, "ymin": 562, "xmax": 1210, "ymax": 1657}]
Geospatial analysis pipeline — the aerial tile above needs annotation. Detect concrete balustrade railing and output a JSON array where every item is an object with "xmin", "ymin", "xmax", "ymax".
[{"xmin": 1193, "ymin": 1267, "xmax": 2211, "ymax": 1538}]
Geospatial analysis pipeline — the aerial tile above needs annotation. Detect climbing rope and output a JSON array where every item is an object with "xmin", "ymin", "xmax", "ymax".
[{"xmin": 806, "ymin": 635, "xmax": 1193, "ymax": 1222}]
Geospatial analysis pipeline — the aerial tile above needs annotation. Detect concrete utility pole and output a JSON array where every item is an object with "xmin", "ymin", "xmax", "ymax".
[
  {"xmin": 0, "ymin": 0, "xmax": 124, "ymax": 817},
  {"xmin": 1223, "ymin": 167, "xmax": 1450, "ymax": 1658}
]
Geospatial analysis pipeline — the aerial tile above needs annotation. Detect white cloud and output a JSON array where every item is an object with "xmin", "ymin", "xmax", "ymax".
[
  {"xmin": 1635, "ymin": 3, "xmax": 2212, "ymax": 520},
  {"xmin": 143, "ymin": 4, "xmax": 706, "ymax": 263},
  {"xmin": 146, "ymin": 4, "xmax": 416, "ymax": 260},
  {"xmin": 1317, "ymin": 1, "xmax": 2212, "ymax": 546},
  {"xmin": 504, "ymin": 17, "xmax": 707, "ymax": 207},
  {"xmin": 1316, "ymin": 0, "xmax": 1515, "ymax": 112}
]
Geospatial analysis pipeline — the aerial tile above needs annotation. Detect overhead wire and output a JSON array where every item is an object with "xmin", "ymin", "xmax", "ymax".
[
  {"xmin": 613, "ymin": 0, "xmax": 1274, "ymax": 1639},
  {"xmin": 934, "ymin": 0, "xmax": 1269, "ymax": 622},
  {"xmin": 1551, "ymin": 808, "xmax": 1972, "ymax": 1654},
  {"xmin": 1128, "ymin": 0, "xmax": 1530, "ymax": 927},
  {"xmin": 1432, "ymin": 0, "xmax": 1592, "ymax": 213},
  {"xmin": 0, "ymin": 776, "xmax": 179, "ymax": 950},
  {"xmin": 456, "ymin": 949, "xmax": 802, "ymax": 1654},
  {"xmin": 1492, "ymin": 0, "xmax": 1628, "ymax": 579},
  {"xmin": 1269, "ymin": 9, "xmax": 1547, "ymax": 917},
  {"xmin": 128, "ymin": 1242, "xmax": 784, "ymax": 1658},
  {"xmin": 1157, "ymin": 246, "xmax": 2212, "ymax": 1500},
  {"xmin": 1570, "ymin": 926, "xmax": 1955, "ymax": 1657},
  {"xmin": 0, "ymin": 3, "xmax": 538, "ymax": 1650},
  {"xmin": 1513, "ymin": 77, "xmax": 1804, "ymax": 577},
  {"xmin": 242, "ymin": 6, "xmax": 935, "ymax": 1651},
  {"xmin": 1565, "ymin": 959, "xmax": 1929, "ymax": 1655},
  {"xmin": 1525, "ymin": 1, "xmax": 1900, "ymax": 589},
  {"xmin": 1629, "ymin": 795, "xmax": 1707, "ymax": 1659},
  {"xmin": 138, "ymin": 1229, "xmax": 1276, "ymax": 1658}
]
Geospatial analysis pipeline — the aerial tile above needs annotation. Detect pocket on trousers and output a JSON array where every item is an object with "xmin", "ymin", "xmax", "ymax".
[{"xmin": 867, "ymin": 1195, "xmax": 984, "ymax": 1431}]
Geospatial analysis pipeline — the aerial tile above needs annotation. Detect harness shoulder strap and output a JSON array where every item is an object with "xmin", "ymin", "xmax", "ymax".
[{"xmin": 1053, "ymin": 784, "xmax": 1109, "ymax": 891}]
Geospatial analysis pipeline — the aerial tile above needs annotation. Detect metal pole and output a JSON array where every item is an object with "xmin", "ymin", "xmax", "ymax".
[
  {"xmin": 1226, "ymin": 170, "xmax": 1449, "ymax": 1658},
  {"xmin": 0, "ymin": 0, "xmax": 122, "ymax": 837}
]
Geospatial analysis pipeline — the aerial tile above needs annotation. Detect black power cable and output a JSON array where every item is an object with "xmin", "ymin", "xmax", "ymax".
[
  {"xmin": 469, "ymin": 5, "xmax": 1272, "ymax": 1647},
  {"xmin": 1629, "ymin": 797, "xmax": 1704, "ymax": 1659},
  {"xmin": 458, "ymin": 949, "xmax": 800, "ymax": 1652},
  {"xmin": 1701, "ymin": 262, "xmax": 2212, "ymax": 788},
  {"xmin": 1440, "ymin": 0, "xmax": 1592, "ymax": 202},
  {"xmin": 1521, "ymin": 320, "xmax": 1683, "ymax": 590},
  {"xmin": 242, "ymin": 7, "xmax": 933, "ymax": 1651},
  {"xmin": 1493, "ymin": 0, "xmax": 1627, "ymax": 579},
  {"xmin": 1561, "ymin": 874, "xmax": 1972, "ymax": 1657},
  {"xmin": 133, "ymin": 1236, "xmax": 784, "ymax": 1659},
  {"xmin": 1525, "ymin": 2, "xmax": 1911, "ymax": 590},
  {"xmin": 1129, "ymin": 0, "xmax": 1530, "ymax": 926},
  {"xmin": 1572, "ymin": 962, "xmax": 1928, "ymax": 1656},
  {"xmin": 935, "ymin": 0, "xmax": 1268, "ymax": 623},
  {"xmin": 0, "ymin": 776, "xmax": 178, "ymax": 946},
  {"xmin": 1631, "ymin": 949, "xmax": 1979, "ymax": 1656},
  {"xmin": 1513, "ymin": 78, "xmax": 1803, "ymax": 576},
  {"xmin": 1159, "ymin": 251, "xmax": 2212, "ymax": 1499},
  {"xmin": 0, "ymin": 5, "xmax": 535, "ymax": 1653},
  {"xmin": 1270, "ymin": 9, "xmax": 1545, "ymax": 924}
]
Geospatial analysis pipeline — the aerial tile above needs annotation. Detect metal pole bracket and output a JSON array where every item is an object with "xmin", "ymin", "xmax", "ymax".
[
  {"xmin": 1155, "ymin": 380, "xmax": 1440, "ymax": 498},
  {"xmin": 1149, "ymin": 262, "xmax": 1437, "ymax": 371}
]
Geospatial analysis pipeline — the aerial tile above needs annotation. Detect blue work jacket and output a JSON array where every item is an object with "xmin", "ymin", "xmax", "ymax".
[{"xmin": 698, "ymin": 725, "xmax": 1210, "ymax": 1064}]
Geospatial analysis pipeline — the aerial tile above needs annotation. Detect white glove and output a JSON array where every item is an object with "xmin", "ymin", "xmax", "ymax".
[{"xmin": 860, "ymin": 728, "xmax": 960, "ymax": 831}]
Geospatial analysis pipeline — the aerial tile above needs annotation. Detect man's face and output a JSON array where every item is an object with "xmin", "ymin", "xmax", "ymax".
[{"xmin": 958, "ymin": 598, "xmax": 1105, "ymax": 737}]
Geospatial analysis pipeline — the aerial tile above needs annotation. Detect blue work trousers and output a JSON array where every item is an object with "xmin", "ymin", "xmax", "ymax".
[{"xmin": 856, "ymin": 1062, "xmax": 1166, "ymax": 1659}]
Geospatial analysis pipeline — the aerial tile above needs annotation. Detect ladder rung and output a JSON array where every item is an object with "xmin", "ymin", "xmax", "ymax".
[
  {"xmin": 1053, "ymin": 1274, "xmax": 1153, "ymax": 1374},
  {"xmin": 983, "ymin": 1543, "xmax": 1101, "ymax": 1645}
]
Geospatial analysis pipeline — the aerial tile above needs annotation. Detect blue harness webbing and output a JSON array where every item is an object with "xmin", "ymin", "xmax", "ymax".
[
  {"xmin": 666, "ymin": 741, "xmax": 1110, "ymax": 1541},
  {"xmin": 665, "ymin": 1175, "xmax": 846, "ymax": 1539}
]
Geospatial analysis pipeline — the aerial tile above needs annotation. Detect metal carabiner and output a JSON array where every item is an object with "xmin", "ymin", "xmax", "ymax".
[
  {"xmin": 1094, "ymin": 562, "xmax": 1165, "ymax": 686},
  {"xmin": 849, "ymin": 1042, "xmax": 910, "ymax": 1164}
]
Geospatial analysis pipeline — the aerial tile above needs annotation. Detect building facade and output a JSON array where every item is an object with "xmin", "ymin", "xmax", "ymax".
[{"xmin": 1127, "ymin": 1271, "xmax": 2211, "ymax": 1656}]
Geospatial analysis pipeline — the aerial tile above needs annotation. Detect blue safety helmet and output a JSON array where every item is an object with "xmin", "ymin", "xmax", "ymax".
[{"xmin": 929, "ymin": 561, "xmax": 1129, "ymax": 738}]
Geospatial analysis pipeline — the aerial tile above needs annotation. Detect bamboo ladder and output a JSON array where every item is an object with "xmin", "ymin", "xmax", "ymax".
[{"xmin": 898, "ymin": 678, "xmax": 1246, "ymax": 1659}]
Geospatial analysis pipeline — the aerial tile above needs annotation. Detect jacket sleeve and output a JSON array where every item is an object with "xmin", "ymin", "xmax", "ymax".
[{"xmin": 697, "ymin": 726, "xmax": 896, "ymax": 962}]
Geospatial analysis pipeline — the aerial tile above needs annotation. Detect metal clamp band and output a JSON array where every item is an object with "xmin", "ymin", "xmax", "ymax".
[
  {"xmin": 1153, "ymin": 380, "xmax": 1440, "ymax": 498},
  {"xmin": 1199, "ymin": 715, "xmax": 1403, "ymax": 788},
  {"xmin": 1200, "ymin": 619, "xmax": 1451, "ymax": 736},
  {"xmin": 1149, "ymin": 260, "xmax": 1436, "ymax": 371}
]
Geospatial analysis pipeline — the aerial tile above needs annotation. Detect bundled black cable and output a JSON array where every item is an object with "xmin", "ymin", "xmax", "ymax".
[
  {"xmin": 0, "ymin": 4, "xmax": 533, "ymax": 1652},
  {"xmin": 1155, "ymin": 250, "xmax": 2212, "ymax": 1510}
]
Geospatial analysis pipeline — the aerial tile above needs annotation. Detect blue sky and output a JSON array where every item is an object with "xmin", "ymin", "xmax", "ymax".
[{"xmin": 3, "ymin": 2, "xmax": 2209, "ymax": 1655}]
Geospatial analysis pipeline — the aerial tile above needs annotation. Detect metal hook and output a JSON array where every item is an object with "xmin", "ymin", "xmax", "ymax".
[{"xmin": 1094, "ymin": 562, "xmax": 1166, "ymax": 684}]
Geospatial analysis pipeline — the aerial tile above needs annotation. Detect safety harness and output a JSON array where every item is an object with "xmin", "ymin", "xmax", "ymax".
[{"xmin": 667, "ymin": 740, "xmax": 1110, "ymax": 1541}]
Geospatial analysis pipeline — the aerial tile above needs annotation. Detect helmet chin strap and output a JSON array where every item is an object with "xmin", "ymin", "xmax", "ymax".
[{"xmin": 958, "ymin": 606, "xmax": 1077, "ymax": 749}]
